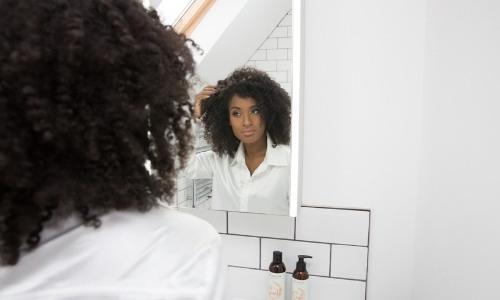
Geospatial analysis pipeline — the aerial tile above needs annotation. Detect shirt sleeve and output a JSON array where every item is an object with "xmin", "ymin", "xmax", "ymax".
[
  {"xmin": 158, "ymin": 211, "xmax": 227, "ymax": 300},
  {"xmin": 199, "ymin": 235, "xmax": 226, "ymax": 300},
  {"xmin": 184, "ymin": 149, "xmax": 217, "ymax": 179},
  {"xmin": 169, "ymin": 220, "xmax": 226, "ymax": 300}
]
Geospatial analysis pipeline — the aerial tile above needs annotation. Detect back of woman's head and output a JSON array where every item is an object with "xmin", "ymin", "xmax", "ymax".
[{"xmin": 0, "ymin": 0, "xmax": 195, "ymax": 265}]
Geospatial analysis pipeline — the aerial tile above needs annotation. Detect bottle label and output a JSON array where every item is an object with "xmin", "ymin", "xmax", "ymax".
[
  {"xmin": 291, "ymin": 278, "xmax": 308, "ymax": 300},
  {"xmin": 267, "ymin": 272, "xmax": 285, "ymax": 300}
]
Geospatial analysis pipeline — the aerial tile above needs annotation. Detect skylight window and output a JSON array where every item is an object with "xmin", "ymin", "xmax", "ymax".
[
  {"xmin": 146, "ymin": 0, "xmax": 214, "ymax": 36},
  {"xmin": 156, "ymin": 0, "xmax": 195, "ymax": 26}
]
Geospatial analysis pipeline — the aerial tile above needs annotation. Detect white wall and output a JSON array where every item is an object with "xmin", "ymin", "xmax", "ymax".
[
  {"xmin": 414, "ymin": 1, "xmax": 500, "ymax": 299},
  {"xmin": 304, "ymin": 0, "xmax": 500, "ymax": 299},
  {"xmin": 245, "ymin": 11, "xmax": 293, "ymax": 96},
  {"xmin": 303, "ymin": 0, "xmax": 426, "ymax": 299},
  {"xmin": 183, "ymin": 0, "xmax": 499, "ymax": 298}
]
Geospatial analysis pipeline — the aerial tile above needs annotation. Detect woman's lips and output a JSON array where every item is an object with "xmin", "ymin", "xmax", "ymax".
[{"xmin": 241, "ymin": 130, "xmax": 255, "ymax": 137}]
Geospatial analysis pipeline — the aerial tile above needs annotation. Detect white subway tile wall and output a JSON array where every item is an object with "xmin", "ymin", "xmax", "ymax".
[
  {"xmin": 277, "ymin": 60, "xmax": 291, "ymax": 72},
  {"xmin": 255, "ymin": 60, "xmax": 277, "ymax": 72},
  {"xmin": 296, "ymin": 207, "xmax": 370, "ymax": 246},
  {"xmin": 221, "ymin": 235, "xmax": 260, "ymax": 269},
  {"xmin": 182, "ymin": 206, "xmax": 370, "ymax": 300},
  {"xmin": 226, "ymin": 267, "xmax": 367, "ymax": 300},
  {"xmin": 277, "ymin": 37, "xmax": 292, "ymax": 49},
  {"xmin": 260, "ymin": 38, "xmax": 278, "ymax": 49},
  {"xmin": 266, "ymin": 71, "xmax": 288, "ymax": 83},
  {"xmin": 267, "ymin": 49, "xmax": 288, "ymax": 60},
  {"xmin": 331, "ymin": 245, "xmax": 369, "ymax": 280},
  {"xmin": 270, "ymin": 26, "xmax": 288, "ymax": 38},
  {"xmin": 245, "ymin": 10, "xmax": 293, "ymax": 96},
  {"xmin": 226, "ymin": 267, "xmax": 269, "ymax": 300},
  {"xmin": 178, "ymin": 207, "xmax": 227, "ymax": 234},
  {"xmin": 308, "ymin": 276, "xmax": 366, "ymax": 300},
  {"xmin": 228, "ymin": 212, "xmax": 295, "ymax": 239},
  {"xmin": 250, "ymin": 50, "xmax": 267, "ymax": 61}
]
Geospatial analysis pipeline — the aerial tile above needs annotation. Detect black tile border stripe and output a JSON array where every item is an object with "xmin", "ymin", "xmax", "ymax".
[
  {"xmin": 293, "ymin": 217, "xmax": 297, "ymax": 240},
  {"xmin": 301, "ymin": 205, "xmax": 371, "ymax": 213},
  {"xmin": 214, "ymin": 205, "xmax": 370, "ymax": 216},
  {"xmin": 225, "ymin": 211, "xmax": 229, "ymax": 234},
  {"xmin": 329, "ymin": 244, "xmax": 332, "ymax": 277},
  {"xmin": 365, "ymin": 210, "xmax": 372, "ymax": 300},
  {"xmin": 221, "ymin": 232, "xmax": 369, "ymax": 248},
  {"xmin": 227, "ymin": 265, "xmax": 367, "ymax": 283},
  {"xmin": 259, "ymin": 238, "xmax": 262, "ymax": 269}
]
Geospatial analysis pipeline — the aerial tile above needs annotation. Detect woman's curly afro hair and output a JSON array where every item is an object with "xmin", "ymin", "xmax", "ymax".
[
  {"xmin": 201, "ymin": 67, "xmax": 291, "ymax": 157},
  {"xmin": 0, "ymin": 0, "xmax": 196, "ymax": 265}
]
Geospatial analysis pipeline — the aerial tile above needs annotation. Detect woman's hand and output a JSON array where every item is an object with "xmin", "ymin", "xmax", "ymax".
[{"xmin": 194, "ymin": 85, "xmax": 217, "ymax": 119}]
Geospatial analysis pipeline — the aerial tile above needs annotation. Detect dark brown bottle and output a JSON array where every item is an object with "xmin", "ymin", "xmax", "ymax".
[
  {"xmin": 269, "ymin": 251, "xmax": 286, "ymax": 273},
  {"xmin": 291, "ymin": 255, "xmax": 312, "ymax": 300},
  {"xmin": 267, "ymin": 251, "xmax": 286, "ymax": 300},
  {"xmin": 292, "ymin": 255, "xmax": 312, "ymax": 280}
]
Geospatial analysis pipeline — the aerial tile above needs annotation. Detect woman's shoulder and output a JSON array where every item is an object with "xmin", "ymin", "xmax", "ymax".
[
  {"xmin": 264, "ymin": 143, "xmax": 290, "ymax": 167},
  {"xmin": 0, "ymin": 207, "xmax": 221, "ymax": 291},
  {"xmin": 104, "ymin": 207, "xmax": 220, "ymax": 243},
  {"xmin": 274, "ymin": 143, "xmax": 291, "ymax": 153}
]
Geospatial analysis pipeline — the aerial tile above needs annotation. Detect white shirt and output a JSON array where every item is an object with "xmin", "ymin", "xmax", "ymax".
[
  {"xmin": 185, "ymin": 134, "xmax": 290, "ymax": 215},
  {"xmin": 0, "ymin": 207, "xmax": 225, "ymax": 300}
]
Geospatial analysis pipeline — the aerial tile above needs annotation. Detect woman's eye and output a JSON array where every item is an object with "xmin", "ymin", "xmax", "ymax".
[
  {"xmin": 251, "ymin": 108, "xmax": 260, "ymax": 114},
  {"xmin": 231, "ymin": 111, "xmax": 241, "ymax": 117}
]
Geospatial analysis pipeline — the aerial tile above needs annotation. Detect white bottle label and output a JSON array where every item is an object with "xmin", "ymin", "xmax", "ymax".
[
  {"xmin": 291, "ymin": 278, "xmax": 308, "ymax": 300},
  {"xmin": 267, "ymin": 272, "xmax": 285, "ymax": 300}
]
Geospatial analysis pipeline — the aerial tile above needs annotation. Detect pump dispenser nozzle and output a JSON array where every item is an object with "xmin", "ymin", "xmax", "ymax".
[
  {"xmin": 293, "ymin": 255, "xmax": 312, "ymax": 280},
  {"xmin": 269, "ymin": 251, "xmax": 286, "ymax": 273}
]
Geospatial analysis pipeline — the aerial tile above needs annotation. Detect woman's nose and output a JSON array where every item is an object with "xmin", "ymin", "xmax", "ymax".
[{"xmin": 242, "ymin": 113, "xmax": 252, "ymax": 126}]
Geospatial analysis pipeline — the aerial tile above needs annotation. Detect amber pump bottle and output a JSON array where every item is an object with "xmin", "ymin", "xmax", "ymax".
[
  {"xmin": 267, "ymin": 251, "xmax": 286, "ymax": 300},
  {"xmin": 291, "ymin": 255, "xmax": 312, "ymax": 300}
]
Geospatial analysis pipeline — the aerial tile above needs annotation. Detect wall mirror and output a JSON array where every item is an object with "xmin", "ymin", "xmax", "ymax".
[{"xmin": 155, "ymin": 0, "xmax": 302, "ymax": 217}]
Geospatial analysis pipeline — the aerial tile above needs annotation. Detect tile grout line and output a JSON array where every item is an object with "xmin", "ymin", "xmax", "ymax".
[
  {"xmin": 329, "ymin": 244, "xmax": 332, "ymax": 277},
  {"xmin": 293, "ymin": 217, "xmax": 297, "ymax": 240},
  {"xmin": 259, "ymin": 238, "xmax": 262, "ymax": 269},
  {"xmin": 226, "ymin": 211, "xmax": 229, "ymax": 234},
  {"xmin": 365, "ymin": 210, "xmax": 372, "ymax": 300}
]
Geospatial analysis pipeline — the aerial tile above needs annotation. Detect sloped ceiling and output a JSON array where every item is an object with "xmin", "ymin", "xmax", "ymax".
[{"xmin": 189, "ymin": 0, "xmax": 291, "ymax": 84}]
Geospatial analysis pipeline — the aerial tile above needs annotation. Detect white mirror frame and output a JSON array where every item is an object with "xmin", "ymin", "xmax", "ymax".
[{"xmin": 289, "ymin": 0, "xmax": 302, "ymax": 217}]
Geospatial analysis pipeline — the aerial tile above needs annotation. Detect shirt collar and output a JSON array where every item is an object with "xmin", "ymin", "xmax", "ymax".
[{"xmin": 230, "ymin": 134, "xmax": 289, "ymax": 167}]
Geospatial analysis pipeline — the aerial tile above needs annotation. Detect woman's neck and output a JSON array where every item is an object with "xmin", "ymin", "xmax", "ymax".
[{"xmin": 243, "ymin": 137, "xmax": 267, "ymax": 159}]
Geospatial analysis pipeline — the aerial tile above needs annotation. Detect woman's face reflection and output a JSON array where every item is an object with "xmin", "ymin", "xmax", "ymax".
[{"xmin": 228, "ymin": 95, "xmax": 266, "ymax": 146}]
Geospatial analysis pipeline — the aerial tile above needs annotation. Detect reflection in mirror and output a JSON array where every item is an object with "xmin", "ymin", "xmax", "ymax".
[
  {"xmin": 166, "ymin": 0, "xmax": 297, "ymax": 216},
  {"xmin": 186, "ymin": 67, "xmax": 291, "ymax": 215}
]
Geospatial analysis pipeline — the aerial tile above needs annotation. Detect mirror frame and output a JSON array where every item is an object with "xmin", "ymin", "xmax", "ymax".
[
  {"xmin": 289, "ymin": 0, "xmax": 303, "ymax": 217},
  {"xmin": 181, "ymin": 0, "xmax": 303, "ymax": 217}
]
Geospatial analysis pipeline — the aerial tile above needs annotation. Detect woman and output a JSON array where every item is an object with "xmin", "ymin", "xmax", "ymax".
[
  {"xmin": 188, "ymin": 67, "xmax": 291, "ymax": 215},
  {"xmin": 0, "ymin": 0, "xmax": 223, "ymax": 299}
]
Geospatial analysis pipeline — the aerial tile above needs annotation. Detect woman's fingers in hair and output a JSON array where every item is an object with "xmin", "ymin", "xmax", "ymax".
[
  {"xmin": 199, "ymin": 85, "xmax": 217, "ymax": 96},
  {"xmin": 194, "ymin": 85, "xmax": 217, "ymax": 119}
]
